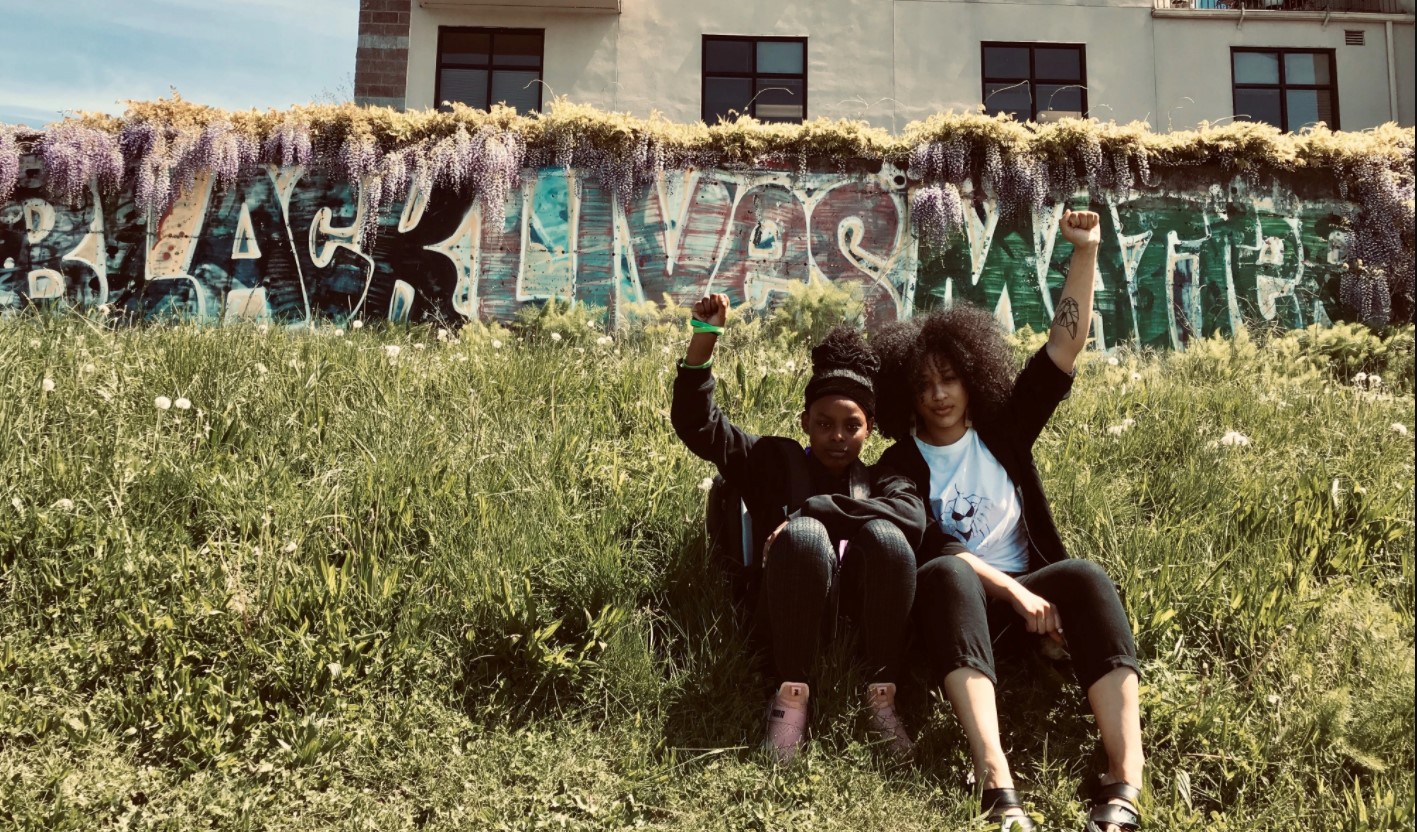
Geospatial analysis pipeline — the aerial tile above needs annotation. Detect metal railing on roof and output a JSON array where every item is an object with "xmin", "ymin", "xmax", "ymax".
[{"xmin": 1155, "ymin": 0, "xmax": 1404, "ymax": 12}]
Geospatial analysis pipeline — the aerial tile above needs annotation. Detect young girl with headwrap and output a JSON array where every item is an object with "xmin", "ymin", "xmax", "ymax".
[{"xmin": 671, "ymin": 293, "xmax": 926, "ymax": 762}]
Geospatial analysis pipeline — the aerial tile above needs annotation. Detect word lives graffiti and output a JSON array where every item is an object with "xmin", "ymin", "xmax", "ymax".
[{"xmin": 1, "ymin": 155, "xmax": 1351, "ymax": 347}]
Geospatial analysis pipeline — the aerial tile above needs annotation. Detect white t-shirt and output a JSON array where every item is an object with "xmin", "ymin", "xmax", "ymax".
[{"xmin": 915, "ymin": 430, "xmax": 1030, "ymax": 573}]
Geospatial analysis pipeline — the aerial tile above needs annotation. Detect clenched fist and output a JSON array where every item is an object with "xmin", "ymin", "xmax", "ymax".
[{"xmin": 1060, "ymin": 209, "xmax": 1101, "ymax": 250}]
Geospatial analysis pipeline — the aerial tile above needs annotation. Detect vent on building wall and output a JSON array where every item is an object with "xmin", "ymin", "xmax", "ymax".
[{"xmin": 1345, "ymin": 30, "xmax": 1365, "ymax": 45}]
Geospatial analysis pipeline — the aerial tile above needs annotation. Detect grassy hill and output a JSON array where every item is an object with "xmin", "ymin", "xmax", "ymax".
[{"xmin": 1, "ymin": 309, "xmax": 1412, "ymax": 830}]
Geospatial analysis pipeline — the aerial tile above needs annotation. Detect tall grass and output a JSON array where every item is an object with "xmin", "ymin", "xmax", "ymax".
[{"xmin": 1, "ymin": 310, "xmax": 1412, "ymax": 831}]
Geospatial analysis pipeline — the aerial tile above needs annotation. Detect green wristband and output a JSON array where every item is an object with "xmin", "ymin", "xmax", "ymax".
[
  {"xmin": 690, "ymin": 318, "xmax": 725, "ymax": 335},
  {"xmin": 679, "ymin": 357, "xmax": 714, "ymax": 370}
]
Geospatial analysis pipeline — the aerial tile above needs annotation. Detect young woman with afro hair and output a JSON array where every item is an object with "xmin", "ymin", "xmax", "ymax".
[
  {"xmin": 671, "ymin": 293, "xmax": 927, "ymax": 763},
  {"xmin": 873, "ymin": 210, "xmax": 1144, "ymax": 832}
]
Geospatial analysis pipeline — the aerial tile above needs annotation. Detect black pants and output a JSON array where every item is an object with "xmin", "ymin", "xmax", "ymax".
[
  {"xmin": 916, "ymin": 556, "xmax": 1139, "ymax": 692},
  {"xmin": 761, "ymin": 517, "xmax": 916, "ymax": 684}
]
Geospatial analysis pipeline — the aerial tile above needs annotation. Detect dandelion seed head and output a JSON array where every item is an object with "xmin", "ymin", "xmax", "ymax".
[
  {"xmin": 257, "ymin": 324, "xmax": 269, "ymax": 335},
  {"xmin": 698, "ymin": 477, "xmax": 714, "ymax": 492},
  {"xmin": 1393, "ymin": 423, "xmax": 1409, "ymax": 436},
  {"xmin": 1353, "ymin": 372, "xmax": 1368, "ymax": 384},
  {"xmin": 1106, "ymin": 425, "xmax": 1126, "ymax": 437},
  {"xmin": 550, "ymin": 332, "xmax": 563, "ymax": 342},
  {"xmin": 1122, "ymin": 418, "xmax": 1136, "ymax": 428},
  {"xmin": 490, "ymin": 339, "xmax": 503, "ymax": 349},
  {"xmin": 154, "ymin": 396, "xmax": 172, "ymax": 411},
  {"xmin": 352, "ymin": 320, "xmax": 365, "ymax": 330},
  {"xmin": 174, "ymin": 397, "xmax": 192, "ymax": 410},
  {"xmin": 81, "ymin": 363, "xmax": 96, "ymax": 374},
  {"xmin": 596, "ymin": 335, "xmax": 613, "ymax": 347},
  {"xmin": 1219, "ymin": 430, "xmax": 1250, "ymax": 447},
  {"xmin": 413, "ymin": 343, "xmax": 427, "ymax": 351},
  {"xmin": 283, "ymin": 541, "xmax": 298, "ymax": 553},
  {"xmin": 334, "ymin": 328, "xmax": 345, "ymax": 337},
  {"xmin": 1106, "ymin": 357, "xmax": 1120, "ymax": 366},
  {"xmin": 1130, "ymin": 371, "xmax": 1142, "ymax": 382},
  {"xmin": 384, "ymin": 344, "xmax": 402, "ymax": 358},
  {"xmin": 51, "ymin": 498, "xmax": 75, "ymax": 512},
  {"xmin": 41, "ymin": 378, "xmax": 55, "ymax": 392}
]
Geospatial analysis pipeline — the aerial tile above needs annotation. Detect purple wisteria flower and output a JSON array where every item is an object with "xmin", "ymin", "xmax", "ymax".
[
  {"xmin": 0, "ymin": 125, "xmax": 21, "ymax": 204},
  {"xmin": 911, "ymin": 183, "xmax": 965, "ymax": 247},
  {"xmin": 37, "ymin": 121, "xmax": 123, "ymax": 205}
]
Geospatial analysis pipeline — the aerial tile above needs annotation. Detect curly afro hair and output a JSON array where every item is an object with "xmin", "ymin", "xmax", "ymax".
[
  {"xmin": 870, "ymin": 305, "xmax": 1018, "ymax": 441},
  {"xmin": 804, "ymin": 325, "xmax": 880, "ymax": 416}
]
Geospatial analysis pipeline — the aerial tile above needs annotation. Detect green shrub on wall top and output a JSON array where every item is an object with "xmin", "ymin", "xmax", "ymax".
[{"xmin": 2, "ymin": 96, "xmax": 1413, "ymax": 325}]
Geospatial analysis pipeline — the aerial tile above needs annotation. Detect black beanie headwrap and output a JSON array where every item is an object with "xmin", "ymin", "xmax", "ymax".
[
  {"xmin": 804, "ymin": 369, "xmax": 875, "ymax": 417},
  {"xmin": 802, "ymin": 327, "xmax": 879, "ymax": 417}
]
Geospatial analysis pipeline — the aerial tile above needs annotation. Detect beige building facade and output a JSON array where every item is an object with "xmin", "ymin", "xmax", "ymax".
[{"xmin": 356, "ymin": 0, "xmax": 1415, "ymax": 131}]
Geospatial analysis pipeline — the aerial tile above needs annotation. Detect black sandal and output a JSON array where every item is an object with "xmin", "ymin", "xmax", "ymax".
[
  {"xmin": 981, "ymin": 787, "xmax": 1036, "ymax": 832},
  {"xmin": 1085, "ymin": 782, "xmax": 1142, "ymax": 832}
]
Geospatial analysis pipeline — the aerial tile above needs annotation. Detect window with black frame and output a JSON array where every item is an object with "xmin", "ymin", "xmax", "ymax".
[
  {"xmin": 1232, "ymin": 48, "xmax": 1338, "ymax": 131},
  {"xmin": 702, "ymin": 36, "xmax": 807, "ymax": 124},
  {"xmin": 435, "ymin": 28, "xmax": 544, "ymax": 113},
  {"xmin": 981, "ymin": 42, "xmax": 1087, "ymax": 122}
]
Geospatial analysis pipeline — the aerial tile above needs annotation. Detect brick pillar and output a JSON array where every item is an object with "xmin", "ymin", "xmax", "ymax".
[{"xmin": 354, "ymin": 0, "xmax": 411, "ymax": 109}]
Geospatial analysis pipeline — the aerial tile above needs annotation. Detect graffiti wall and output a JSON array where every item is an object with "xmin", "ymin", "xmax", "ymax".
[{"xmin": 0, "ymin": 155, "xmax": 1350, "ymax": 346}]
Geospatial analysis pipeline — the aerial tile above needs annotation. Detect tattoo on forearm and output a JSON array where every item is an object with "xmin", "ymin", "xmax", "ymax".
[{"xmin": 1053, "ymin": 297, "xmax": 1080, "ymax": 340}]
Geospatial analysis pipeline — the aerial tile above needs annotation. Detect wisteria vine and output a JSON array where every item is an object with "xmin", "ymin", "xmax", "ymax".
[{"xmin": 2, "ymin": 101, "xmax": 1412, "ymax": 324}]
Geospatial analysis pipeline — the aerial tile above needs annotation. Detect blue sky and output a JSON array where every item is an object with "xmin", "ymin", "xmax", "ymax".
[{"xmin": 0, "ymin": 0, "xmax": 359, "ymax": 127}]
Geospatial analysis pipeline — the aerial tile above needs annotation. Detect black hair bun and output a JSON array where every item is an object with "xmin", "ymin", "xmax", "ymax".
[{"xmin": 811, "ymin": 326, "xmax": 879, "ymax": 377}]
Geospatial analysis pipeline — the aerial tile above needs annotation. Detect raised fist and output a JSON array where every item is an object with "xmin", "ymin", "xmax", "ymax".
[
  {"xmin": 692, "ymin": 293, "xmax": 730, "ymax": 328},
  {"xmin": 1061, "ymin": 209, "xmax": 1101, "ymax": 249}
]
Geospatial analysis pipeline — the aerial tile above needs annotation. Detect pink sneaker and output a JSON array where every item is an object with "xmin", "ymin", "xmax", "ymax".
[
  {"xmin": 762, "ymin": 682, "xmax": 810, "ymax": 763},
  {"xmin": 864, "ymin": 682, "xmax": 914, "ymax": 757}
]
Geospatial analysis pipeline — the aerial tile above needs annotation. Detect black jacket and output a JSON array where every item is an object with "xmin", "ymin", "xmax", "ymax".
[
  {"xmin": 877, "ymin": 345, "xmax": 1074, "ymax": 572},
  {"xmin": 671, "ymin": 364, "xmax": 926, "ymax": 565}
]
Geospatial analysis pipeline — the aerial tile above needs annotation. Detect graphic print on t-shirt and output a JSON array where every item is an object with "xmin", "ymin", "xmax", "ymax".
[{"xmin": 938, "ymin": 483, "xmax": 991, "ymax": 543}]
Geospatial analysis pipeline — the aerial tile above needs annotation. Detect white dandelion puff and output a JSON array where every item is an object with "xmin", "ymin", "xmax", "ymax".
[
  {"xmin": 41, "ymin": 377, "xmax": 55, "ymax": 392},
  {"xmin": 174, "ymin": 397, "xmax": 191, "ymax": 410},
  {"xmin": 1353, "ymin": 372, "xmax": 1368, "ymax": 385},
  {"xmin": 51, "ymin": 498, "xmax": 75, "ymax": 512},
  {"xmin": 351, "ymin": 320, "xmax": 365, "ymax": 330},
  {"xmin": 154, "ymin": 396, "xmax": 172, "ymax": 410},
  {"xmin": 1107, "ymin": 356, "xmax": 1120, "ymax": 367},
  {"xmin": 81, "ymin": 363, "xmax": 96, "ymax": 374},
  {"xmin": 1392, "ymin": 423, "xmax": 1409, "ymax": 436},
  {"xmin": 1122, "ymin": 418, "xmax": 1136, "ymax": 429},
  {"xmin": 254, "ymin": 363, "xmax": 269, "ymax": 375},
  {"xmin": 1130, "ymin": 371, "xmax": 1141, "ymax": 382},
  {"xmin": 490, "ymin": 338, "xmax": 504, "ymax": 349},
  {"xmin": 334, "ymin": 328, "xmax": 345, "ymax": 337},
  {"xmin": 550, "ymin": 332, "xmax": 562, "ymax": 342},
  {"xmin": 596, "ymin": 335, "xmax": 613, "ymax": 347},
  {"xmin": 384, "ymin": 344, "xmax": 402, "ymax": 358},
  {"xmin": 1368, "ymin": 373, "xmax": 1383, "ymax": 388},
  {"xmin": 283, "ymin": 541, "xmax": 298, "ymax": 553},
  {"xmin": 437, "ymin": 328, "xmax": 450, "ymax": 342},
  {"xmin": 1219, "ymin": 430, "xmax": 1250, "ymax": 447},
  {"xmin": 698, "ymin": 477, "xmax": 715, "ymax": 492}
]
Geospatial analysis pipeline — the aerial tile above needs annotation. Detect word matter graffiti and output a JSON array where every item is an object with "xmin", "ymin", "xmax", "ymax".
[{"xmin": 1, "ymin": 156, "xmax": 1351, "ymax": 346}]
